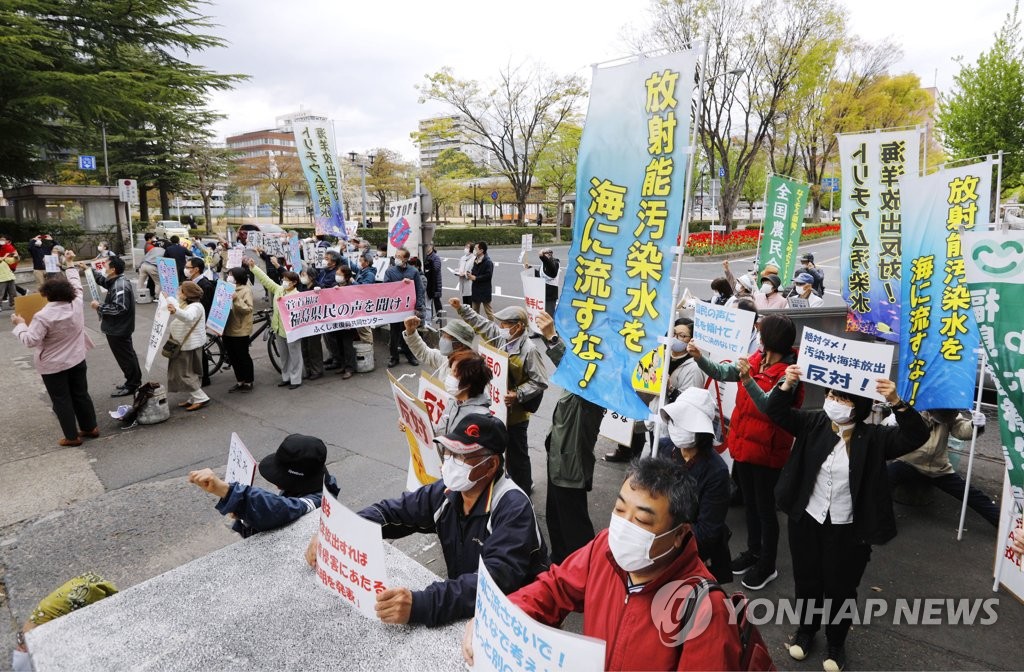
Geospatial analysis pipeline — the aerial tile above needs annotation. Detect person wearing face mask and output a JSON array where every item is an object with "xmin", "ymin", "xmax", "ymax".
[
  {"xmin": 223, "ymin": 267, "xmax": 254, "ymax": 392},
  {"xmin": 721, "ymin": 258, "xmax": 754, "ymax": 302},
  {"xmin": 0, "ymin": 234, "xmax": 20, "ymax": 310},
  {"xmin": 461, "ymin": 457, "xmax": 743, "ymax": 671},
  {"xmin": 466, "ymin": 241, "xmax": 495, "ymax": 320},
  {"xmin": 689, "ymin": 313, "xmax": 803, "ymax": 592},
  {"xmin": 455, "ymin": 243, "xmax": 475, "ymax": 304},
  {"xmin": 185, "ymin": 257, "xmax": 216, "ymax": 386},
  {"xmin": 314, "ymin": 250, "xmax": 343, "ymax": 371},
  {"xmin": 450, "ymin": 299, "xmax": 549, "ymax": 494},
  {"xmin": 245, "ymin": 258, "xmax": 303, "ymax": 389},
  {"xmin": 401, "ymin": 315, "xmax": 476, "ymax": 380},
  {"xmin": 789, "ymin": 272, "xmax": 824, "ymax": 308},
  {"xmin": 89, "ymin": 256, "xmax": 141, "ymax": 397},
  {"xmin": 333, "ymin": 266, "xmax": 359, "ymax": 379},
  {"xmin": 765, "ymin": 366, "xmax": 928, "ymax": 672},
  {"xmin": 164, "ymin": 281, "xmax": 209, "ymax": 411},
  {"xmin": 434, "ymin": 350, "xmax": 493, "ymax": 434},
  {"xmin": 384, "ymin": 247, "xmax": 425, "ymax": 368},
  {"xmin": 304, "ymin": 413, "xmax": 549, "ymax": 628},
  {"xmin": 709, "ymin": 276, "xmax": 732, "ymax": 307},
  {"xmin": 752, "ymin": 273, "xmax": 788, "ymax": 310},
  {"xmin": 797, "ymin": 252, "xmax": 826, "ymax": 296},
  {"xmin": 296, "ymin": 264, "xmax": 326, "ymax": 381}
]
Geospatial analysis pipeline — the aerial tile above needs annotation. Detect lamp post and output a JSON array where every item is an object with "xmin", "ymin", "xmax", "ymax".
[
  {"xmin": 348, "ymin": 151, "xmax": 375, "ymax": 225},
  {"xmin": 471, "ymin": 182, "xmax": 479, "ymax": 226}
]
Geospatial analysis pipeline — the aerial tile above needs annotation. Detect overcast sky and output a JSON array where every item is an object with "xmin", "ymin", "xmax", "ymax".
[{"xmin": 200, "ymin": 0, "xmax": 1014, "ymax": 161}]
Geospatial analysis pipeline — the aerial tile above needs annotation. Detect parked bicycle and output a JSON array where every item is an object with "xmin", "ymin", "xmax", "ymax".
[{"xmin": 204, "ymin": 307, "xmax": 282, "ymax": 375}]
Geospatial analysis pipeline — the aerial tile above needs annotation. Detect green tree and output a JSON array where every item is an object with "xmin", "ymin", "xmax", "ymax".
[
  {"xmin": 419, "ymin": 64, "xmax": 585, "ymax": 224},
  {"xmin": 937, "ymin": 2, "xmax": 1024, "ymax": 193},
  {"xmin": 234, "ymin": 153, "xmax": 303, "ymax": 226},
  {"xmin": 366, "ymin": 149, "xmax": 414, "ymax": 223},
  {"xmin": 534, "ymin": 120, "xmax": 582, "ymax": 240},
  {"xmin": 183, "ymin": 141, "xmax": 235, "ymax": 233}
]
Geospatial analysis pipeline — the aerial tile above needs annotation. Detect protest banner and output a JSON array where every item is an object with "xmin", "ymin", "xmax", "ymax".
[
  {"xmin": 478, "ymin": 341, "xmax": 509, "ymax": 426},
  {"xmin": 757, "ymin": 174, "xmax": 811, "ymax": 281},
  {"xmin": 205, "ymin": 279, "xmax": 235, "ymax": 336},
  {"xmin": 43, "ymin": 254, "xmax": 59, "ymax": 273},
  {"xmin": 796, "ymin": 326, "xmax": 893, "ymax": 401},
  {"xmin": 691, "ymin": 300, "xmax": 757, "ymax": 364},
  {"xmin": 244, "ymin": 231, "xmax": 264, "ymax": 250},
  {"xmin": 788, "ymin": 296, "xmax": 809, "ymax": 309},
  {"xmin": 995, "ymin": 474, "xmax": 1024, "ymax": 600},
  {"xmin": 552, "ymin": 50, "xmax": 698, "ymax": 420},
  {"xmin": 293, "ymin": 121, "xmax": 347, "ymax": 238},
  {"xmin": 898, "ymin": 161, "xmax": 992, "ymax": 410},
  {"xmin": 521, "ymin": 272, "xmax": 546, "ymax": 334},
  {"xmin": 303, "ymin": 242, "xmax": 326, "ymax": 269},
  {"xmin": 83, "ymin": 266, "xmax": 101, "ymax": 303},
  {"xmin": 90, "ymin": 257, "xmax": 109, "ymax": 273},
  {"xmin": 157, "ymin": 257, "xmax": 179, "ymax": 296},
  {"xmin": 387, "ymin": 372, "xmax": 442, "ymax": 491},
  {"xmin": 262, "ymin": 233, "xmax": 288, "ymax": 258},
  {"xmin": 963, "ymin": 230, "xmax": 1024, "ymax": 495},
  {"xmin": 224, "ymin": 432, "xmax": 257, "ymax": 487},
  {"xmin": 417, "ymin": 371, "xmax": 450, "ymax": 428},
  {"xmin": 517, "ymin": 233, "xmax": 533, "ymax": 263},
  {"xmin": 226, "ymin": 247, "xmax": 243, "ymax": 270},
  {"xmin": 473, "ymin": 559, "xmax": 605, "ymax": 672},
  {"xmin": 838, "ymin": 128, "xmax": 921, "ymax": 341},
  {"xmin": 315, "ymin": 488, "xmax": 389, "ymax": 619},
  {"xmin": 631, "ymin": 346, "xmax": 665, "ymax": 394},
  {"xmin": 288, "ymin": 232, "xmax": 302, "ymax": 270},
  {"xmin": 14, "ymin": 293, "xmax": 47, "ymax": 325},
  {"xmin": 277, "ymin": 281, "xmax": 416, "ymax": 343},
  {"xmin": 599, "ymin": 409, "xmax": 635, "ymax": 446},
  {"xmin": 144, "ymin": 295, "xmax": 172, "ymax": 372},
  {"xmin": 387, "ymin": 197, "xmax": 421, "ymax": 259}
]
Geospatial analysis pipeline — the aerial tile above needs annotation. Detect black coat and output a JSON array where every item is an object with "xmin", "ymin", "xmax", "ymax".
[
  {"xmin": 766, "ymin": 385, "xmax": 929, "ymax": 546},
  {"xmin": 196, "ymin": 275, "xmax": 216, "ymax": 316},
  {"xmin": 470, "ymin": 254, "xmax": 493, "ymax": 304},
  {"xmin": 163, "ymin": 244, "xmax": 189, "ymax": 282},
  {"xmin": 424, "ymin": 250, "xmax": 443, "ymax": 299}
]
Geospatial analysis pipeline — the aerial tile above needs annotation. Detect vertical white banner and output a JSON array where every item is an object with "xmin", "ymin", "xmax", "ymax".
[
  {"xmin": 144, "ymin": 296, "xmax": 172, "ymax": 373},
  {"xmin": 521, "ymin": 272, "xmax": 547, "ymax": 334}
]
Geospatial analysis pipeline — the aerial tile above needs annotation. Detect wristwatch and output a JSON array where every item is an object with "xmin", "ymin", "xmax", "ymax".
[
  {"xmin": 891, "ymin": 398, "xmax": 909, "ymax": 412},
  {"xmin": 545, "ymin": 334, "xmax": 561, "ymax": 347}
]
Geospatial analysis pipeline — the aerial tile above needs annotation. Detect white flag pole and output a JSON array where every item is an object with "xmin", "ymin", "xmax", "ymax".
[{"xmin": 957, "ymin": 348, "xmax": 988, "ymax": 540}]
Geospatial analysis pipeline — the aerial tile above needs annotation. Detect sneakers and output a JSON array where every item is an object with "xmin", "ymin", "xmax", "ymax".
[
  {"xmin": 788, "ymin": 631, "xmax": 814, "ymax": 661},
  {"xmin": 740, "ymin": 564, "xmax": 778, "ymax": 590},
  {"xmin": 731, "ymin": 550, "xmax": 760, "ymax": 575},
  {"xmin": 823, "ymin": 645, "xmax": 846, "ymax": 672}
]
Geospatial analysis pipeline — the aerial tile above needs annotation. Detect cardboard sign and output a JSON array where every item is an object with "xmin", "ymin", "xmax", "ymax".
[
  {"xmin": 478, "ymin": 341, "xmax": 509, "ymax": 426},
  {"xmin": 521, "ymin": 272, "xmax": 546, "ymax": 334},
  {"xmin": 244, "ymin": 231, "xmax": 264, "ymax": 250},
  {"xmin": 995, "ymin": 473, "xmax": 1024, "ymax": 602},
  {"xmin": 517, "ymin": 234, "xmax": 533, "ymax": 263},
  {"xmin": 692, "ymin": 300, "xmax": 757, "ymax": 364},
  {"xmin": 14, "ymin": 293, "xmax": 48, "ymax": 325},
  {"xmin": 43, "ymin": 254, "xmax": 59, "ymax": 273},
  {"xmin": 144, "ymin": 295, "xmax": 173, "ymax": 373},
  {"xmin": 388, "ymin": 372, "xmax": 442, "ymax": 492},
  {"xmin": 796, "ymin": 326, "xmax": 894, "ymax": 401},
  {"xmin": 473, "ymin": 559, "xmax": 606, "ymax": 672},
  {"xmin": 226, "ymin": 247, "xmax": 243, "ymax": 270},
  {"xmin": 224, "ymin": 432, "xmax": 257, "ymax": 487},
  {"xmin": 83, "ymin": 267, "xmax": 101, "ymax": 304},
  {"xmin": 91, "ymin": 257, "xmax": 109, "ymax": 273},
  {"xmin": 205, "ymin": 279, "xmax": 235, "ymax": 336},
  {"xmin": 788, "ymin": 296, "xmax": 809, "ymax": 309},
  {"xmin": 599, "ymin": 409, "xmax": 635, "ymax": 446},
  {"xmin": 303, "ymin": 242, "xmax": 326, "ymax": 269},
  {"xmin": 315, "ymin": 490, "xmax": 389, "ymax": 619},
  {"xmin": 157, "ymin": 257, "xmax": 179, "ymax": 297},
  {"xmin": 417, "ymin": 371, "xmax": 450, "ymax": 429},
  {"xmin": 277, "ymin": 281, "xmax": 416, "ymax": 343},
  {"xmin": 288, "ymin": 232, "xmax": 303, "ymax": 271}
]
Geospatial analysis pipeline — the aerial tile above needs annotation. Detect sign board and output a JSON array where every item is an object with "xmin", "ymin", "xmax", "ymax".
[
  {"xmin": 387, "ymin": 197, "xmax": 421, "ymax": 260},
  {"xmin": 388, "ymin": 372, "xmax": 442, "ymax": 492},
  {"xmin": 226, "ymin": 247, "xmax": 243, "ymax": 270},
  {"xmin": 631, "ymin": 346, "xmax": 665, "ymax": 394},
  {"xmin": 417, "ymin": 371, "xmax": 450, "ymax": 429},
  {"xmin": 43, "ymin": 254, "xmax": 59, "ymax": 273},
  {"xmin": 995, "ymin": 473, "xmax": 1024, "ymax": 602},
  {"xmin": 157, "ymin": 257, "xmax": 179, "ymax": 297},
  {"xmin": 288, "ymin": 232, "xmax": 303, "ymax": 271},
  {"xmin": 205, "ymin": 279, "xmax": 235, "ymax": 336},
  {"xmin": 788, "ymin": 296, "xmax": 810, "ymax": 309},
  {"xmin": 821, "ymin": 177, "xmax": 839, "ymax": 192},
  {"xmin": 490, "ymin": 190, "xmax": 499, "ymax": 201},
  {"xmin": 478, "ymin": 341, "xmax": 509, "ymax": 426},
  {"xmin": 14, "ymin": 293, "xmax": 48, "ymax": 325},
  {"xmin": 144, "ymin": 296, "xmax": 173, "ymax": 372},
  {"xmin": 472, "ymin": 559, "xmax": 606, "ymax": 672},
  {"xmin": 709, "ymin": 224, "xmax": 726, "ymax": 232},
  {"xmin": 78, "ymin": 155, "xmax": 96, "ymax": 170},
  {"xmin": 521, "ymin": 272, "xmax": 546, "ymax": 335},
  {"xmin": 691, "ymin": 301, "xmax": 757, "ymax": 366},
  {"xmin": 599, "ymin": 409, "xmax": 635, "ymax": 446},
  {"xmin": 517, "ymin": 234, "xmax": 534, "ymax": 263},
  {"xmin": 314, "ymin": 490, "xmax": 389, "ymax": 619},
  {"xmin": 83, "ymin": 267, "xmax": 101, "ymax": 304},
  {"xmin": 224, "ymin": 432, "xmax": 257, "ymax": 487},
  {"xmin": 118, "ymin": 179, "xmax": 138, "ymax": 203},
  {"xmin": 795, "ymin": 326, "xmax": 893, "ymax": 401},
  {"xmin": 718, "ymin": 166, "xmax": 725, "ymax": 177},
  {"xmin": 277, "ymin": 281, "xmax": 416, "ymax": 343}
]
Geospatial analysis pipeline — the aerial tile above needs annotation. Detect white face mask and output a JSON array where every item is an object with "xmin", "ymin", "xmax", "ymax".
[
  {"xmin": 823, "ymin": 398, "xmax": 855, "ymax": 425},
  {"xmin": 670, "ymin": 338, "xmax": 687, "ymax": 355},
  {"xmin": 668, "ymin": 424, "xmax": 696, "ymax": 448},
  {"xmin": 443, "ymin": 374, "xmax": 462, "ymax": 397},
  {"xmin": 300, "ymin": 274, "xmax": 310, "ymax": 285},
  {"xmin": 735, "ymin": 282, "xmax": 744, "ymax": 294},
  {"xmin": 227, "ymin": 277, "xmax": 236, "ymax": 285},
  {"xmin": 283, "ymin": 281, "xmax": 296, "ymax": 290},
  {"xmin": 760, "ymin": 283, "xmax": 773, "ymax": 294},
  {"xmin": 498, "ymin": 327, "xmax": 512, "ymax": 340},
  {"xmin": 335, "ymin": 274, "xmax": 344, "ymax": 285},
  {"xmin": 607, "ymin": 514, "xmax": 682, "ymax": 572},
  {"xmin": 441, "ymin": 455, "xmax": 491, "ymax": 492},
  {"xmin": 439, "ymin": 337, "xmax": 454, "ymax": 356}
]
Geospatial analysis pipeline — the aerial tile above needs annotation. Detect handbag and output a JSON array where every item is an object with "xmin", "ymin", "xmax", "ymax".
[{"xmin": 161, "ymin": 311, "xmax": 200, "ymax": 359}]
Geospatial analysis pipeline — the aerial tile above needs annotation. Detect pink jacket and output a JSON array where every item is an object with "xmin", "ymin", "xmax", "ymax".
[{"xmin": 13, "ymin": 272, "xmax": 94, "ymax": 375}]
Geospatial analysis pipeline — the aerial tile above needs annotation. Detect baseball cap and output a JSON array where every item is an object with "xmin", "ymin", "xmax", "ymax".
[
  {"xmin": 800, "ymin": 253, "xmax": 815, "ymax": 263},
  {"xmin": 794, "ymin": 272, "xmax": 815, "ymax": 285},
  {"xmin": 434, "ymin": 413, "xmax": 507, "ymax": 455},
  {"xmin": 258, "ymin": 434, "xmax": 328, "ymax": 495}
]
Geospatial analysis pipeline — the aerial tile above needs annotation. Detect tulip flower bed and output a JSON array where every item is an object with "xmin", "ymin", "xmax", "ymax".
[{"xmin": 684, "ymin": 224, "xmax": 840, "ymax": 256}]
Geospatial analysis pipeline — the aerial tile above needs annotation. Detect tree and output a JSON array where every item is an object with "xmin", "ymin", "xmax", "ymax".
[
  {"xmin": 534, "ymin": 120, "xmax": 582, "ymax": 240},
  {"xmin": 184, "ymin": 142, "xmax": 236, "ymax": 233},
  {"xmin": 365, "ymin": 149, "xmax": 414, "ymax": 223},
  {"xmin": 419, "ymin": 64, "xmax": 585, "ymax": 224},
  {"xmin": 420, "ymin": 148, "xmax": 483, "ymax": 223},
  {"xmin": 937, "ymin": 2, "xmax": 1024, "ymax": 194},
  {"xmin": 235, "ymin": 153, "xmax": 303, "ymax": 225}
]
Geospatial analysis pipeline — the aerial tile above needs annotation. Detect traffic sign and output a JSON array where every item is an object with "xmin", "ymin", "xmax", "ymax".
[
  {"xmin": 118, "ymin": 179, "xmax": 138, "ymax": 203},
  {"xmin": 718, "ymin": 167, "xmax": 725, "ymax": 177},
  {"xmin": 490, "ymin": 190, "xmax": 499, "ymax": 201},
  {"xmin": 79, "ymin": 155, "xmax": 96, "ymax": 170},
  {"xmin": 821, "ymin": 177, "xmax": 839, "ymax": 192}
]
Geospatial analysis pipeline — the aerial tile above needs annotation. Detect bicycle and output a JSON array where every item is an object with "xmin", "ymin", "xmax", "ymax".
[{"xmin": 204, "ymin": 307, "xmax": 282, "ymax": 375}]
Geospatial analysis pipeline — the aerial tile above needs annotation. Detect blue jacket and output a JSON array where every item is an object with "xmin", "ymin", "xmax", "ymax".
[
  {"xmin": 358, "ymin": 476, "xmax": 549, "ymax": 627},
  {"xmin": 355, "ymin": 266, "xmax": 377, "ymax": 285},
  {"xmin": 383, "ymin": 263, "xmax": 426, "ymax": 314},
  {"xmin": 216, "ymin": 474, "xmax": 338, "ymax": 539},
  {"xmin": 314, "ymin": 266, "xmax": 337, "ymax": 289}
]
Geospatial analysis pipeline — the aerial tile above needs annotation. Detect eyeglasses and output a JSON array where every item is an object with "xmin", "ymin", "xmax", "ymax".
[{"xmin": 435, "ymin": 446, "xmax": 491, "ymax": 465}]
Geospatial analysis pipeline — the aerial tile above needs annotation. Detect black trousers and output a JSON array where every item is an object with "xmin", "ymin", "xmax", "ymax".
[
  {"xmin": 888, "ymin": 460, "xmax": 1000, "ymax": 526},
  {"xmin": 506, "ymin": 421, "xmax": 532, "ymax": 493},
  {"xmin": 41, "ymin": 360, "xmax": 97, "ymax": 440},
  {"xmin": 733, "ymin": 460, "xmax": 781, "ymax": 572},
  {"xmin": 389, "ymin": 323, "xmax": 414, "ymax": 360},
  {"xmin": 789, "ymin": 513, "xmax": 872, "ymax": 648},
  {"xmin": 302, "ymin": 334, "xmax": 324, "ymax": 376},
  {"xmin": 222, "ymin": 335, "xmax": 254, "ymax": 383},
  {"xmin": 337, "ymin": 330, "xmax": 357, "ymax": 372},
  {"xmin": 106, "ymin": 334, "xmax": 141, "ymax": 390},
  {"xmin": 546, "ymin": 478, "xmax": 595, "ymax": 564}
]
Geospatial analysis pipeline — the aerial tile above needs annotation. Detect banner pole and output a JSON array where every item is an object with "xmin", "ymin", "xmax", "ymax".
[
  {"xmin": 649, "ymin": 44, "xmax": 707, "ymax": 458},
  {"xmin": 994, "ymin": 151, "xmax": 1004, "ymax": 231},
  {"xmin": 753, "ymin": 172, "xmax": 771, "ymax": 273},
  {"xmin": 957, "ymin": 348, "xmax": 988, "ymax": 540}
]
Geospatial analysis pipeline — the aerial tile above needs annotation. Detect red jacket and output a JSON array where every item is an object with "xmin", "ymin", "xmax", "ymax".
[
  {"xmin": 508, "ymin": 529, "xmax": 742, "ymax": 672},
  {"xmin": 0, "ymin": 242, "xmax": 18, "ymax": 270},
  {"xmin": 727, "ymin": 348, "xmax": 803, "ymax": 469}
]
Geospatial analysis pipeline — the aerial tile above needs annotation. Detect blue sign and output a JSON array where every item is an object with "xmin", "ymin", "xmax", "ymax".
[
  {"xmin": 821, "ymin": 177, "xmax": 839, "ymax": 192},
  {"xmin": 490, "ymin": 190, "xmax": 499, "ymax": 201},
  {"xmin": 79, "ymin": 155, "xmax": 96, "ymax": 170},
  {"xmin": 205, "ymin": 280, "xmax": 236, "ymax": 337},
  {"xmin": 718, "ymin": 166, "xmax": 725, "ymax": 177}
]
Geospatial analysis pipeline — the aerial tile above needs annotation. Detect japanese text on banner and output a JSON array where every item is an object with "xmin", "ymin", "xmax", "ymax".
[
  {"xmin": 277, "ymin": 282, "xmax": 416, "ymax": 342},
  {"xmin": 758, "ymin": 175, "xmax": 810, "ymax": 280},
  {"xmin": 795, "ymin": 326, "xmax": 893, "ymax": 401},
  {"xmin": 388, "ymin": 372, "xmax": 441, "ymax": 492},
  {"xmin": 292, "ymin": 122, "xmax": 346, "ymax": 238},
  {"xmin": 692, "ymin": 301, "xmax": 757, "ymax": 364}
]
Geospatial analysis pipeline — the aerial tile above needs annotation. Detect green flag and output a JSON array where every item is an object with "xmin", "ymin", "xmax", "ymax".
[{"xmin": 758, "ymin": 175, "xmax": 810, "ymax": 280}]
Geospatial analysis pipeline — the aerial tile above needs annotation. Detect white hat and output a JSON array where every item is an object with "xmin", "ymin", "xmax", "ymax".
[
  {"xmin": 737, "ymin": 274, "xmax": 755, "ymax": 292},
  {"xmin": 660, "ymin": 387, "xmax": 716, "ymax": 435}
]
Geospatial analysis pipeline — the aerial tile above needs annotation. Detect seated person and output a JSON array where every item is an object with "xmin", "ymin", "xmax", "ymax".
[
  {"xmin": 658, "ymin": 388, "xmax": 733, "ymax": 584},
  {"xmin": 463, "ymin": 457, "xmax": 742, "ymax": 671},
  {"xmin": 789, "ymin": 272, "xmax": 824, "ymax": 307},
  {"xmin": 189, "ymin": 434, "xmax": 335, "ymax": 538},
  {"xmin": 305, "ymin": 413, "xmax": 549, "ymax": 627}
]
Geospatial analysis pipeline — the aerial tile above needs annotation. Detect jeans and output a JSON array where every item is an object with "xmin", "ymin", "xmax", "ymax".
[
  {"xmin": 888, "ymin": 460, "xmax": 1000, "ymax": 527},
  {"xmin": 40, "ymin": 360, "xmax": 97, "ymax": 440},
  {"xmin": 733, "ymin": 460, "xmax": 781, "ymax": 572},
  {"xmin": 106, "ymin": 334, "xmax": 142, "ymax": 390}
]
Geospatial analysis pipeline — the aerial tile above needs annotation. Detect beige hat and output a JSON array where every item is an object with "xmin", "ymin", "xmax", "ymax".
[{"xmin": 493, "ymin": 306, "xmax": 528, "ymax": 323}]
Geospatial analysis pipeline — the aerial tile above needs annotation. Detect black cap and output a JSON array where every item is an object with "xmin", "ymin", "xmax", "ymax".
[
  {"xmin": 800, "ymin": 252, "xmax": 814, "ymax": 263},
  {"xmin": 763, "ymin": 274, "xmax": 782, "ymax": 289},
  {"xmin": 258, "ymin": 434, "xmax": 328, "ymax": 495},
  {"xmin": 433, "ymin": 413, "xmax": 507, "ymax": 455}
]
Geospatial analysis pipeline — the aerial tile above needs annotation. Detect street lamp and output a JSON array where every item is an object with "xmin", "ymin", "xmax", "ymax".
[
  {"xmin": 348, "ymin": 151, "xmax": 375, "ymax": 225},
  {"xmin": 470, "ymin": 182, "xmax": 479, "ymax": 226}
]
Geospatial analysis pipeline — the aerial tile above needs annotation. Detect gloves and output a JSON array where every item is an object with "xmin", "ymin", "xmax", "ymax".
[{"xmin": 972, "ymin": 411, "xmax": 986, "ymax": 427}]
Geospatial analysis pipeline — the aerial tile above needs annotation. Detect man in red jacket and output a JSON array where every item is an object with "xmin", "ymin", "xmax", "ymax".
[{"xmin": 462, "ymin": 457, "xmax": 743, "ymax": 671}]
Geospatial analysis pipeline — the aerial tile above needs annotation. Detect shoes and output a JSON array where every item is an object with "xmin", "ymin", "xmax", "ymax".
[
  {"xmin": 111, "ymin": 386, "xmax": 136, "ymax": 398},
  {"xmin": 177, "ymin": 401, "xmax": 193, "ymax": 408},
  {"xmin": 387, "ymin": 358, "xmax": 399, "ymax": 368},
  {"xmin": 277, "ymin": 381, "xmax": 291, "ymax": 387},
  {"xmin": 58, "ymin": 437, "xmax": 83, "ymax": 447},
  {"xmin": 228, "ymin": 383, "xmax": 244, "ymax": 393},
  {"xmin": 307, "ymin": 372, "xmax": 323, "ymax": 380},
  {"xmin": 201, "ymin": 379, "xmax": 212, "ymax": 387},
  {"xmin": 788, "ymin": 631, "xmax": 814, "ymax": 661},
  {"xmin": 239, "ymin": 383, "xmax": 253, "ymax": 393},
  {"xmin": 603, "ymin": 447, "xmax": 633, "ymax": 463},
  {"xmin": 406, "ymin": 356, "xmax": 419, "ymax": 366},
  {"xmin": 185, "ymin": 400, "xmax": 210, "ymax": 412},
  {"xmin": 823, "ymin": 645, "xmax": 846, "ymax": 672},
  {"xmin": 324, "ymin": 362, "xmax": 340, "ymax": 370},
  {"xmin": 740, "ymin": 564, "xmax": 778, "ymax": 591},
  {"xmin": 339, "ymin": 369, "xmax": 353, "ymax": 379},
  {"xmin": 288, "ymin": 383, "xmax": 302, "ymax": 390},
  {"xmin": 731, "ymin": 550, "xmax": 760, "ymax": 575},
  {"xmin": 78, "ymin": 427, "xmax": 100, "ymax": 439}
]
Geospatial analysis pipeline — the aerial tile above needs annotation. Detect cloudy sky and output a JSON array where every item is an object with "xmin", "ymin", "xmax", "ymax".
[{"xmin": 199, "ymin": 0, "xmax": 1014, "ymax": 161}]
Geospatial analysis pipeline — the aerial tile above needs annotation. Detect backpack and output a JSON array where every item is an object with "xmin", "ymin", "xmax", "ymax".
[{"xmin": 678, "ymin": 577, "xmax": 776, "ymax": 671}]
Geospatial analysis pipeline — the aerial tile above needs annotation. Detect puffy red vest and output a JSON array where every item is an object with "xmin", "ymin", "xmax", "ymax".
[{"xmin": 727, "ymin": 348, "xmax": 803, "ymax": 468}]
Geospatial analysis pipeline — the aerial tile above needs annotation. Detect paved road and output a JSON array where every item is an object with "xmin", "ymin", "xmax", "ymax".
[{"xmin": 1, "ymin": 241, "xmax": 1018, "ymax": 670}]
